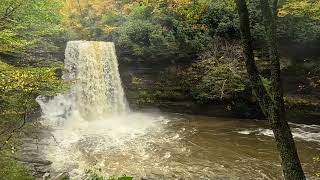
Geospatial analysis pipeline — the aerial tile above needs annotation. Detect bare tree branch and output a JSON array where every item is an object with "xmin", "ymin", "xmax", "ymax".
[
  {"xmin": 0, "ymin": 112, "xmax": 27, "ymax": 150},
  {"xmin": 220, "ymin": 79, "xmax": 227, "ymax": 100},
  {"xmin": 0, "ymin": 0, "xmax": 24, "ymax": 28}
]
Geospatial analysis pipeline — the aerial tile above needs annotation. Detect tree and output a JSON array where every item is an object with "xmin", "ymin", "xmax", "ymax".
[
  {"xmin": 0, "ymin": 60, "xmax": 67, "ymax": 115},
  {"xmin": 0, "ymin": 0, "xmax": 63, "ymax": 54},
  {"xmin": 234, "ymin": 0, "xmax": 305, "ymax": 179},
  {"xmin": 277, "ymin": 0, "xmax": 320, "ymax": 42}
]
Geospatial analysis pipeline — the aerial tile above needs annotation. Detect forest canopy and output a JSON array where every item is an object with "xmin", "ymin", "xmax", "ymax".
[
  {"xmin": 0, "ymin": 0, "xmax": 63, "ymax": 54},
  {"xmin": 0, "ymin": 0, "xmax": 319, "ymax": 59},
  {"xmin": 0, "ymin": 0, "xmax": 320, "ymax": 179},
  {"xmin": 61, "ymin": 0, "xmax": 320, "ymax": 59}
]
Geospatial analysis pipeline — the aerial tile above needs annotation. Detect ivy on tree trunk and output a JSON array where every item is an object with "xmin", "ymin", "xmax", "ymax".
[{"xmin": 234, "ymin": 0, "xmax": 306, "ymax": 179}]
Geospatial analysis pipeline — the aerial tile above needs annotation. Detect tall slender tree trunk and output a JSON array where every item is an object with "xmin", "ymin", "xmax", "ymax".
[{"xmin": 234, "ymin": 0, "xmax": 305, "ymax": 179}]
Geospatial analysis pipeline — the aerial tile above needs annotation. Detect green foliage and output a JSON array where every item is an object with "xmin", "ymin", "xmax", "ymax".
[
  {"xmin": 0, "ymin": 118, "xmax": 35, "ymax": 180},
  {"xmin": 63, "ymin": 0, "xmax": 213, "ymax": 58},
  {"xmin": 0, "ymin": 60, "xmax": 67, "ymax": 115},
  {"xmin": 110, "ymin": 176, "xmax": 133, "ymax": 180},
  {"xmin": 0, "ymin": 0, "xmax": 63, "ymax": 54},
  {"xmin": 184, "ymin": 39, "xmax": 247, "ymax": 103},
  {"xmin": 284, "ymin": 96, "xmax": 320, "ymax": 111},
  {"xmin": 278, "ymin": 0, "xmax": 320, "ymax": 42},
  {"xmin": 0, "ymin": 60, "xmax": 66, "ymax": 179},
  {"xmin": 0, "ymin": 2, "xmax": 65, "ymax": 179},
  {"xmin": 313, "ymin": 156, "xmax": 320, "ymax": 177},
  {"xmin": 0, "ymin": 61, "xmax": 65, "ymax": 94},
  {"xmin": 202, "ymin": 0, "xmax": 239, "ymax": 38},
  {"xmin": 0, "ymin": 152, "xmax": 34, "ymax": 180},
  {"xmin": 114, "ymin": 1, "xmax": 202, "ymax": 58},
  {"xmin": 116, "ymin": 17, "xmax": 177, "ymax": 57},
  {"xmin": 61, "ymin": 0, "xmax": 320, "ymax": 59},
  {"xmin": 261, "ymin": 76, "xmax": 271, "ymax": 96}
]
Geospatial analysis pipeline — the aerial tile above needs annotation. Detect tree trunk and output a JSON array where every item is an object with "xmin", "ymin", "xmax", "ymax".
[
  {"xmin": 234, "ymin": 0, "xmax": 306, "ymax": 179},
  {"xmin": 234, "ymin": 0, "xmax": 272, "ymax": 115},
  {"xmin": 259, "ymin": 0, "xmax": 305, "ymax": 179}
]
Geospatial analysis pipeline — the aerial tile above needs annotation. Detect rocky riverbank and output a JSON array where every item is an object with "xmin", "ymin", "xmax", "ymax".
[{"xmin": 119, "ymin": 55, "xmax": 320, "ymax": 125}]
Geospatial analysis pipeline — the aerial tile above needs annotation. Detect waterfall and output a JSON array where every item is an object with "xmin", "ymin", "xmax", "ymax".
[
  {"xmin": 37, "ymin": 41, "xmax": 128, "ymax": 122},
  {"xmin": 35, "ymin": 41, "xmax": 168, "ymax": 179}
]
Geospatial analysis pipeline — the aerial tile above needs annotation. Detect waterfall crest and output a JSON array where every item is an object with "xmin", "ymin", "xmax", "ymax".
[
  {"xmin": 38, "ymin": 41, "xmax": 128, "ymax": 122},
  {"xmin": 64, "ymin": 41, "xmax": 128, "ymax": 119}
]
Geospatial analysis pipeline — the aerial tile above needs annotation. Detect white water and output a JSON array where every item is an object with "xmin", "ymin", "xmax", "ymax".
[
  {"xmin": 38, "ymin": 41, "xmax": 130, "ymax": 125},
  {"xmin": 36, "ymin": 41, "xmax": 170, "ymax": 177},
  {"xmin": 237, "ymin": 123, "xmax": 320, "ymax": 143},
  {"xmin": 63, "ymin": 41, "xmax": 127, "ymax": 119},
  {"xmin": 36, "ymin": 41, "xmax": 320, "ymax": 179}
]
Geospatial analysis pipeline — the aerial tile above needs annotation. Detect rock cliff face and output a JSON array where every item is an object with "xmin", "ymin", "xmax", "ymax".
[
  {"xmin": 118, "ymin": 50, "xmax": 320, "ymax": 124},
  {"xmin": 120, "ymin": 61, "xmax": 261, "ymax": 118},
  {"xmin": 22, "ymin": 40, "xmax": 318, "ymax": 124}
]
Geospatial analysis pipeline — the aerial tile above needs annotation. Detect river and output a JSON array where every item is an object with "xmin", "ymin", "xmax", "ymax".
[
  {"xmin": 35, "ymin": 111, "xmax": 320, "ymax": 179},
  {"xmin": 34, "ymin": 41, "xmax": 320, "ymax": 179}
]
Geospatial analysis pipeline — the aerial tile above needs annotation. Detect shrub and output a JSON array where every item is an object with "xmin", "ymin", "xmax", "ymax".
[{"xmin": 184, "ymin": 38, "xmax": 247, "ymax": 103}]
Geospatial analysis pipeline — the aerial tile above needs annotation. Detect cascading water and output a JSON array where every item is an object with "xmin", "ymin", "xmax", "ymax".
[
  {"xmin": 64, "ymin": 41, "xmax": 127, "ymax": 120},
  {"xmin": 35, "ymin": 41, "xmax": 320, "ymax": 179},
  {"xmin": 36, "ymin": 41, "xmax": 171, "ymax": 178}
]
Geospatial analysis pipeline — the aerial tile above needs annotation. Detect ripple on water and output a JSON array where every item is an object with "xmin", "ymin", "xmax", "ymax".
[
  {"xmin": 37, "ymin": 113, "xmax": 320, "ymax": 179},
  {"xmin": 237, "ymin": 123, "xmax": 320, "ymax": 143}
]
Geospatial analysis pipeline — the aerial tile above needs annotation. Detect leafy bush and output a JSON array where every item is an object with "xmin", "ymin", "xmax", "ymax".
[
  {"xmin": 61, "ymin": 0, "xmax": 320, "ymax": 59},
  {"xmin": 202, "ymin": 0, "xmax": 239, "ymax": 38},
  {"xmin": 313, "ymin": 156, "xmax": 320, "ymax": 177},
  {"xmin": 116, "ymin": 18, "xmax": 177, "ymax": 57},
  {"xmin": 0, "ymin": 0, "xmax": 63, "ymax": 54},
  {"xmin": 277, "ymin": 0, "xmax": 320, "ymax": 42},
  {"xmin": 0, "ymin": 60, "xmax": 67, "ymax": 115},
  {"xmin": 0, "ymin": 151, "xmax": 34, "ymax": 180},
  {"xmin": 183, "ymin": 38, "xmax": 247, "ymax": 103}
]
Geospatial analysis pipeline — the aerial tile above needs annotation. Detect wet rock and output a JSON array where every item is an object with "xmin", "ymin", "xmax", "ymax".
[
  {"xmin": 19, "ymin": 152, "xmax": 41, "ymax": 157},
  {"xmin": 34, "ymin": 165, "xmax": 50, "ymax": 173},
  {"xmin": 13, "ymin": 157, "xmax": 52, "ymax": 165},
  {"xmin": 21, "ymin": 138, "xmax": 36, "ymax": 143},
  {"xmin": 32, "ymin": 171, "xmax": 42, "ymax": 178},
  {"xmin": 42, "ymin": 172, "xmax": 50, "ymax": 180},
  {"xmin": 54, "ymin": 172, "xmax": 69, "ymax": 180},
  {"xmin": 22, "ymin": 143, "xmax": 38, "ymax": 149}
]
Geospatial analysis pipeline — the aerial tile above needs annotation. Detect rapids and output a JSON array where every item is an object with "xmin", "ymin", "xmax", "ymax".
[{"xmin": 36, "ymin": 41, "xmax": 320, "ymax": 179}]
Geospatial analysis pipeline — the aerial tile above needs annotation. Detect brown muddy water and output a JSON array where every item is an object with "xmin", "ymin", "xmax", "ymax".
[
  {"xmin": 33, "ymin": 41, "xmax": 320, "ymax": 179},
  {"xmin": 36, "ymin": 112, "xmax": 320, "ymax": 180}
]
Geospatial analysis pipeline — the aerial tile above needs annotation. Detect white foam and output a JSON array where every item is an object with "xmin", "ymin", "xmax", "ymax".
[{"xmin": 237, "ymin": 123, "xmax": 320, "ymax": 143}]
